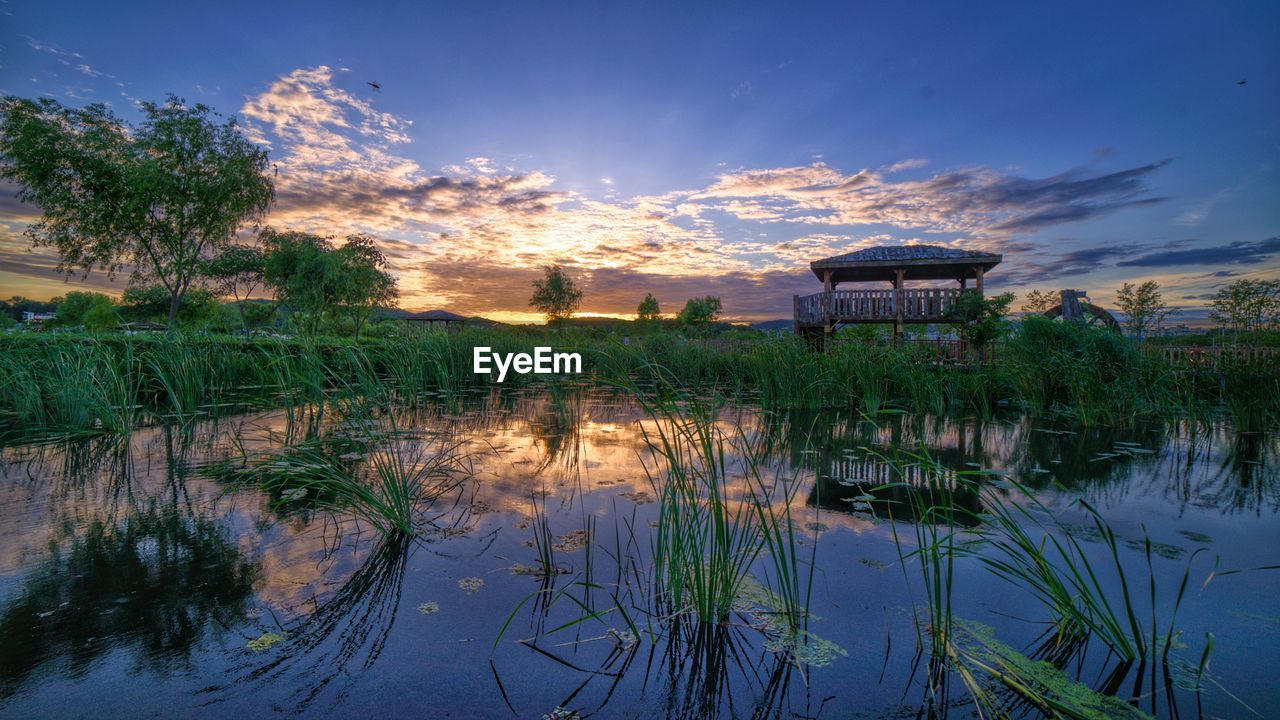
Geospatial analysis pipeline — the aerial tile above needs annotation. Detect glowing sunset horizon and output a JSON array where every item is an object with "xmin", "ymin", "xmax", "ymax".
[{"xmin": 2, "ymin": 3, "xmax": 1277, "ymax": 325}]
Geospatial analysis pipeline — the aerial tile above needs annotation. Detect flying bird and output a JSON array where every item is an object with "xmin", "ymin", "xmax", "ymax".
[
  {"xmin": 1237, "ymin": 79, "xmax": 1246, "ymax": 85},
  {"xmin": 368, "ymin": 81, "xmax": 381, "ymax": 91}
]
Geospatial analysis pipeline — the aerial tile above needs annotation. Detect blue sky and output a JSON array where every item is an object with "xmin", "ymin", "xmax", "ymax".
[{"xmin": 1, "ymin": 0, "xmax": 1277, "ymax": 322}]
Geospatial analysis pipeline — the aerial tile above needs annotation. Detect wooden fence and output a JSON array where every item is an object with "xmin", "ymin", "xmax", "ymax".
[{"xmin": 1146, "ymin": 344, "xmax": 1280, "ymax": 368}]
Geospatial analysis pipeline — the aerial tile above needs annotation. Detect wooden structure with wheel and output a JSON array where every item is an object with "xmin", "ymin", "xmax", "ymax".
[{"xmin": 1041, "ymin": 289, "xmax": 1121, "ymax": 332}]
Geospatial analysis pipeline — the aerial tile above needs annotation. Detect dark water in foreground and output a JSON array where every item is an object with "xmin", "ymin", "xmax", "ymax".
[{"xmin": 0, "ymin": 388, "xmax": 1277, "ymax": 719}]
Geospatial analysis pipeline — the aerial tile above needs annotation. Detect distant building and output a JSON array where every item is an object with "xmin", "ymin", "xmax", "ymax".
[
  {"xmin": 402, "ymin": 309, "xmax": 468, "ymax": 332},
  {"xmin": 21, "ymin": 311, "xmax": 56, "ymax": 327}
]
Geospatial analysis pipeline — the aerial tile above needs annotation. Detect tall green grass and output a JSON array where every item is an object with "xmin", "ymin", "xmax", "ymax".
[
  {"xmin": 629, "ymin": 383, "xmax": 815, "ymax": 639},
  {"xmin": 247, "ymin": 410, "xmax": 471, "ymax": 535},
  {"xmin": 0, "ymin": 323, "xmax": 1269, "ymax": 439},
  {"xmin": 640, "ymin": 399, "xmax": 766, "ymax": 623},
  {"xmin": 1218, "ymin": 353, "xmax": 1280, "ymax": 432},
  {"xmin": 876, "ymin": 447, "xmax": 1209, "ymax": 717},
  {"xmin": 1005, "ymin": 315, "xmax": 1193, "ymax": 425}
]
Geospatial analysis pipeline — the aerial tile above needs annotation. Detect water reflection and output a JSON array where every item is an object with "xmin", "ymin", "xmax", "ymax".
[
  {"xmin": 206, "ymin": 533, "xmax": 413, "ymax": 714},
  {"xmin": 0, "ymin": 502, "xmax": 258, "ymax": 699},
  {"xmin": 647, "ymin": 620, "xmax": 803, "ymax": 720},
  {"xmin": 493, "ymin": 611, "xmax": 806, "ymax": 720},
  {"xmin": 0, "ymin": 388, "xmax": 1275, "ymax": 718},
  {"xmin": 753, "ymin": 408, "xmax": 1275, "ymax": 520}
]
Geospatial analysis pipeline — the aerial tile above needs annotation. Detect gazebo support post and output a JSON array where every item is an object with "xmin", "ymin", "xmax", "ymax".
[
  {"xmin": 823, "ymin": 270, "xmax": 834, "ymax": 340},
  {"xmin": 893, "ymin": 267, "xmax": 905, "ymax": 342}
]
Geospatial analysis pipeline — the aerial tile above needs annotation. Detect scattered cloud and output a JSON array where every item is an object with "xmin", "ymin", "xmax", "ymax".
[
  {"xmin": 23, "ymin": 36, "xmax": 82, "ymax": 59},
  {"xmin": 74, "ymin": 63, "xmax": 114, "ymax": 80},
  {"xmin": 884, "ymin": 158, "xmax": 928, "ymax": 173},
  {"xmin": 4, "ymin": 63, "xmax": 1261, "ymax": 322},
  {"xmin": 1116, "ymin": 237, "xmax": 1280, "ymax": 268},
  {"xmin": 687, "ymin": 160, "xmax": 1170, "ymax": 235}
]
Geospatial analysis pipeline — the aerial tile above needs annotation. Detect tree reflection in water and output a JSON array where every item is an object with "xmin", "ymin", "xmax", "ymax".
[
  {"xmin": 205, "ymin": 533, "xmax": 414, "ymax": 714},
  {"xmin": 492, "ymin": 614, "xmax": 806, "ymax": 720},
  {"xmin": 0, "ymin": 501, "xmax": 259, "ymax": 699}
]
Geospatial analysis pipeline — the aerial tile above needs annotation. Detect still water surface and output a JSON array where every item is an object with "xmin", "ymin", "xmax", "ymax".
[{"xmin": 0, "ymin": 388, "xmax": 1276, "ymax": 718}]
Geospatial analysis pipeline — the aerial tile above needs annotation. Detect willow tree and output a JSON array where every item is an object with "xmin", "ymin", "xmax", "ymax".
[
  {"xmin": 261, "ymin": 229, "xmax": 336, "ymax": 337},
  {"xmin": 0, "ymin": 95, "xmax": 274, "ymax": 327}
]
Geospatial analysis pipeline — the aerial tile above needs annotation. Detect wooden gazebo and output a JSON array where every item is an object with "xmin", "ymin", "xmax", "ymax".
[
  {"xmin": 403, "ymin": 309, "xmax": 467, "ymax": 332},
  {"xmin": 794, "ymin": 244, "xmax": 1002, "ymax": 342}
]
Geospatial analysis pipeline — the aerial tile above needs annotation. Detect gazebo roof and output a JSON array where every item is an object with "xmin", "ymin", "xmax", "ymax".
[
  {"xmin": 403, "ymin": 309, "xmax": 468, "ymax": 321},
  {"xmin": 811, "ymin": 244, "xmax": 1001, "ymax": 283}
]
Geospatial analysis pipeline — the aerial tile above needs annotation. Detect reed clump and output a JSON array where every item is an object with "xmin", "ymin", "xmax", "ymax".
[
  {"xmin": 632, "ymin": 385, "xmax": 813, "ymax": 637},
  {"xmin": 0, "ymin": 322, "xmax": 1266, "ymax": 438},
  {"xmin": 876, "ymin": 447, "xmax": 1210, "ymax": 718},
  {"xmin": 240, "ymin": 410, "xmax": 472, "ymax": 535}
]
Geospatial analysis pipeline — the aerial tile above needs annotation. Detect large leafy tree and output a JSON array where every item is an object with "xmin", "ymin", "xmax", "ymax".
[
  {"xmin": 529, "ymin": 265, "xmax": 583, "ymax": 324},
  {"xmin": 54, "ymin": 291, "xmax": 120, "ymax": 331},
  {"xmin": 1209, "ymin": 279, "xmax": 1280, "ymax": 334},
  {"xmin": 1115, "ymin": 281, "xmax": 1170, "ymax": 340},
  {"xmin": 677, "ymin": 295, "xmax": 722, "ymax": 327},
  {"xmin": 201, "ymin": 244, "xmax": 266, "ymax": 334},
  {"xmin": 333, "ymin": 235, "xmax": 398, "ymax": 340},
  {"xmin": 261, "ymin": 229, "xmax": 397, "ymax": 338},
  {"xmin": 0, "ymin": 95, "xmax": 274, "ymax": 327},
  {"xmin": 261, "ymin": 229, "xmax": 338, "ymax": 337}
]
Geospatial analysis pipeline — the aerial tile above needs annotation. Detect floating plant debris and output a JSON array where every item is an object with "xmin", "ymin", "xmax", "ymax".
[
  {"xmin": 247, "ymin": 632, "xmax": 286, "ymax": 652},
  {"xmin": 553, "ymin": 529, "xmax": 588, "ymax": 552},
  {"xmin": 1177, "ymin": 529, "xmax": 1213, "ymax": 544}
]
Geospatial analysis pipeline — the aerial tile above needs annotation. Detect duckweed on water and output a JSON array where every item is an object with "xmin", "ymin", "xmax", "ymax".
[
  {"xmin": 246, "ymin": 632, "xmax": 286, "ymax": 652},
  {"xmin": 733, "ymin": 575, "xmax": 847, "ymax": 668},
  {"xmin": 617, "ymin": 490, "xmax": 653, "ymax": 504},
  {"xmin": 952, "ymin": 620, "xmax": 1153, "ymax": 720},
  {"xmin": 553, "ymin": 529, "xmax": 589, "ymax": 552}
]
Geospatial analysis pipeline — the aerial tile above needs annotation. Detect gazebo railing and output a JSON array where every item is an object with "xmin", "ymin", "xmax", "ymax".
[{"xmin": 795, "ymin": 288, "xmax": 968, "ymax": 325}]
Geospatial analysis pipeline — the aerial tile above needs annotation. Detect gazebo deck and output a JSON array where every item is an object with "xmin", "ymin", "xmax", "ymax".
[
  {"xmin": 794, "ymin": 287, "xmax": 967, "ymax": 326},
  {"xmin": 793, "ymin": 244, "xmax": 1002, "ymax": 339}
]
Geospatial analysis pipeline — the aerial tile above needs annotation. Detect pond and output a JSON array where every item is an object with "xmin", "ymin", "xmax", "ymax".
[{"xmin": 0, "ymin": 387, "xmax": 1276, "ymax": 719}]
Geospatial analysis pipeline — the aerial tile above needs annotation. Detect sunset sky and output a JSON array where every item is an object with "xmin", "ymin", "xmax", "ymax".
[{"xmin": 1, "ymin": 0, "xmax": 1277, "ymax": 323}]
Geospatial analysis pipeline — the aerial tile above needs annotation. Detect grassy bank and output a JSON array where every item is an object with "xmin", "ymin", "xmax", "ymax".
[{"xmin": 1, "ymin": 317, "xmax": 1275, "ymax": 438}]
